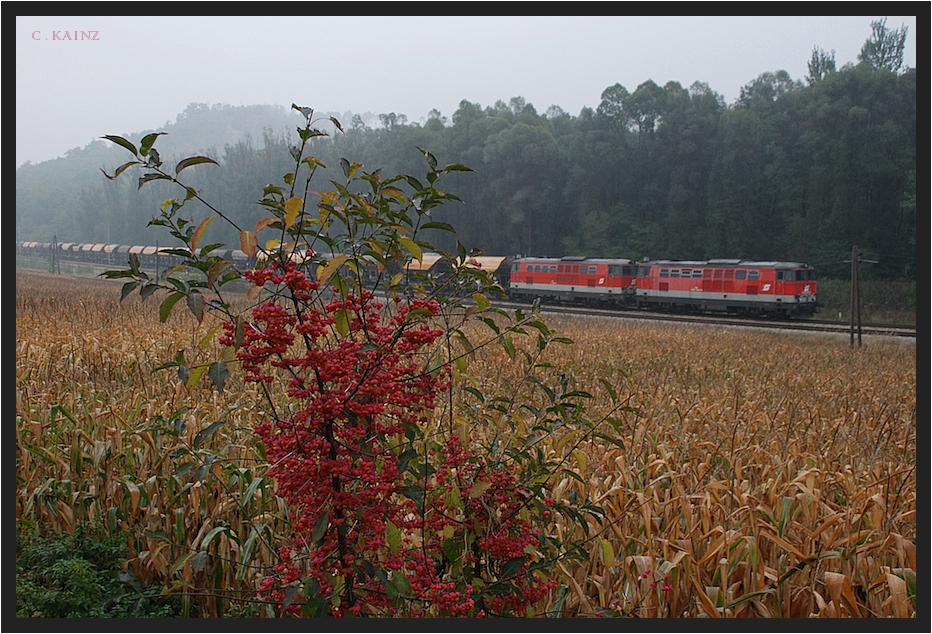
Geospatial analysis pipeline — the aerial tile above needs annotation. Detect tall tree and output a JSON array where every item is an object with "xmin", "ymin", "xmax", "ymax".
[
  {"xmin": 806, "ymin": 46, "xmax": 836, "ymax": 84},
  {"xmin": 858, "ymin": 17, "xmax": 908, "ymax": 73}
]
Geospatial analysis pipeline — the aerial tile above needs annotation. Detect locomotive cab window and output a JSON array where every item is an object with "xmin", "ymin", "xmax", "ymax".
[{"xmin": 638, "ymin": 266, "xmax": 651, "ymax": 277}]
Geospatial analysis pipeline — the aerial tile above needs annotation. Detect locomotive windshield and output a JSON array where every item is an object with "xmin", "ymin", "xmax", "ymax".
[{"xmin": 778, "ymin": 269, "xmax": 817, "ymax": 281}]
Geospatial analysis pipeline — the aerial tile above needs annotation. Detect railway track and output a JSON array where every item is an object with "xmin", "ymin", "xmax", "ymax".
[{"xmin": 494, "ymin": 299, "xmax": 917, "ymax": 340}]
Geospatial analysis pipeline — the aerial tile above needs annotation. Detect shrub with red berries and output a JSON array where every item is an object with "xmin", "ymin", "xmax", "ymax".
[{"xmin": 103, "ymin": 105, "xmax": 607, "ymax": 618}]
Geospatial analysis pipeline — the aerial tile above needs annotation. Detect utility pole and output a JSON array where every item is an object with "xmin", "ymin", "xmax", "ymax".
[
  {"xmin": 52, "ymin": 235, "xmax": 61, "ymax": 275},
  {"xmin": 850, "ymin": 245, "xmax": 861, "ymax": 347}
]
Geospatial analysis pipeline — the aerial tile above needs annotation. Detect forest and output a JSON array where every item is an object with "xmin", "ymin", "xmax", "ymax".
[{"xmin": 15, "ymin": 22, "xmax": 916, "ymax": 282}]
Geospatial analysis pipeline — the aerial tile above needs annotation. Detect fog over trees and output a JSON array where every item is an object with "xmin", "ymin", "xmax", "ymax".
[{"xmin": 16, "ymin": 20, "xmax": 915, "ymax": 280}]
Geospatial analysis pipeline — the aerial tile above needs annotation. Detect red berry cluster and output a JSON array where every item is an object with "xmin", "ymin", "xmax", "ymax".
[
  {"xmin": 405, "ymin": 436, "xmax": 556, "ymax": 616},
  {"xmin": 223, "ymin": 261, "xmax": 553, "ymax": 617}
]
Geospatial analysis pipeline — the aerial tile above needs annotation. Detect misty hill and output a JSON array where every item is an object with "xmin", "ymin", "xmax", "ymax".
[
  {"xmin": 14, "ymin": 102, "xmax": 372, "ymax": 244},
  {"xmin": 128, "ymin": 103, "xmax": 378, "ymax": 161}
]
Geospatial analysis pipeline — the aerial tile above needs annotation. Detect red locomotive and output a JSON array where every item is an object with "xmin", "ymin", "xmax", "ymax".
[
  {"xmin": 508, "ymin": 256, "xmax": 639, "ymax": 306},
  {"xmin": 508, "ymin": 256, "xmax": 819, "ymax": 318},
  {"xmin": 633, "ymin": 259, "xmax": 819, "ymax": 317}
]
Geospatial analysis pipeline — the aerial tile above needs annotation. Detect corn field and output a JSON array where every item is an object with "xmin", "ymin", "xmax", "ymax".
[{"xmin": 15, "ymin": 269, "xmax": 916, "ymax": 618}]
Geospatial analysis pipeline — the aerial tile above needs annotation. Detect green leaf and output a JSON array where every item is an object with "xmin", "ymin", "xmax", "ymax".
[
  {"xmin": 600, "ymin": 378, "xmax": 618, "ymax": 404},
  {"xmin": 398, "ymin": 237, "xmax": 422, "ymax": 264},
  {"xmin": 418, "ymin": 147, "xmax": 438, "ymax": 170},
  {"xmin": 311, "ymin": 512, "xmax": 329, "ymax": 544},
  {"xmin": 262, "ymin": 183, "xmax": 284, "ymax": 197},
  {"xmin": 159, "ymin": 292, "xmax": 185, "ymax": 322},
  {"xmin": 481, "ymin": 316, "xmax": 500, "ymax": 335},
  {"xmin": 599, "ymin": 538, "xmax": 615, "ymax": 568},
  {"xmin": 385, "ymin": 521, "xmax": 401, "ymax": 555},
  {"xmin": 120, "ymin": 280, "xmax": 139, "ymax": 302},
  {"xmin": 50, "ymin": 403, "xmax": 78, "ymax": 426},
  {"xmin": 469, "ymin": 480, "xmax": 491, "ymax": 498},
  {"xmin": 393, "ymin": 571, "xmax": 412, "ymax": 597},
  {"xmin": 382, "ymin": 572, "xmax": 398, "ymax": 600},
  {"xmin": 200, "ymin": 524, "xmax": 230, "ymax": 550},
  {"xmin": 101, "ymin": 160, "xmax": 142, "ymax": 180},
  {"xmin": 316, "ymin": 255, "xmax": 350, "ymax": 287},
  {"xmin": 442, "ymin": 163, "xmax": 473, "ymax": 173},
  {"xmin": 175, "ymin": 155, "xmax": 219, "ymax": 175},
  {"xmin": 193, "ymin": 421, "xmax": 226, "ymax": 448},
  {"xmin": 303, "ymin": 577, "xmax": 321, "ymax": 599},
  {"xmin": 138, "ymin": 172, "xmax": 170, "ymax": 190},
  {"xmin": 102, "ymin": 135, "xmax": 138, "ymax": 156},
  {"xmin": 281, "ymin": 585, "xmax": 301, "ymax": 609},
  {"xmin": 292, "ymin": 103, "xmax": 313, "ymax": 118},
  {"xmin": 241, "ymin": 477, "xmax": 265, "ymax": 508},
  {"xmin": 501, "ymin": 336, "xmax": 516, "ymax": 360},
  {"xmin": 139, "ymin": 132, "xmax": 166, "ymax": 156},
  {"xmin": 187, "ymin": 291, "xmax": 205, "ymax": 323},
  {"xmin": 207, "ymin": 362, "xmax": 229, "ymax": 393},
  {"xmin": 152, "ymin": 360, "xmax": 179, "ymax": 373},
  {"xmin": 501, "ymin": 556, "xmax": 526, "ymax": 579},
  {"xmin": 140, "ymin": 282, "xmax": 160, "ymax": 301},
  {"xmin": 207, "ymin": 260, "xmax": 233, "ymax": 288},
  {"xmin": 419, "ymin": 221, "xmax": 456, "ymax": 233},
  {"xmin": 333, "ymin": 309, "xmax": 350, "ymax": 336},
  {"xmin": 186, "ymin": 364, "xmax": 208, "ymax": 390},
  {"xmin": 284, "ymin": 197, "xmax": 302, "ymax": 228}
]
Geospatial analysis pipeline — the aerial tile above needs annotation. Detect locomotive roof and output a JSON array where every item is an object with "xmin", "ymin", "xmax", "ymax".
[
  {"xmin": 646, "ymin": 260, "xmax": 812, "ymax": 269},
  {"xmin": 515, "ymin": 256, "xmax": 636, "ymax": 265}
]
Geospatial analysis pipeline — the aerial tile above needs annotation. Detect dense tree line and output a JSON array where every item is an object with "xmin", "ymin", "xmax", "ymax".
[{"xmin": 16, "ymin": 21, "xmax": 915, "ymax": 280}]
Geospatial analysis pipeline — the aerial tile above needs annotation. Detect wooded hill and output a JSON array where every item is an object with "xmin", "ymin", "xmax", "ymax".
[{"xmin": 16, "ymin": 30, "xmax": 915, "ymax": 281}]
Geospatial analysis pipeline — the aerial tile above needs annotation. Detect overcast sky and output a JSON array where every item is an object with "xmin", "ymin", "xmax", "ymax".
[{"xmin": 15, "ymin": 15, "xmax": 917, "ymax": 168}]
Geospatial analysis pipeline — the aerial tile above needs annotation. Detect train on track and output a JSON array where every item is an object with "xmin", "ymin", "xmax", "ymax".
[
  {"xmin": 17, "ymin": 241, "xmax": 820, "ymax": 319},
  {"xmin": 509, "ymin": 256, "xmax": 819, "ymax": 318}
]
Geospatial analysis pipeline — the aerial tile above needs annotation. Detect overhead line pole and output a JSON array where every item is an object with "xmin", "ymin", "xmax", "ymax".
[{"xmin": 850, "ymin": 245, "xmax": 861, "ymax": 347}]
